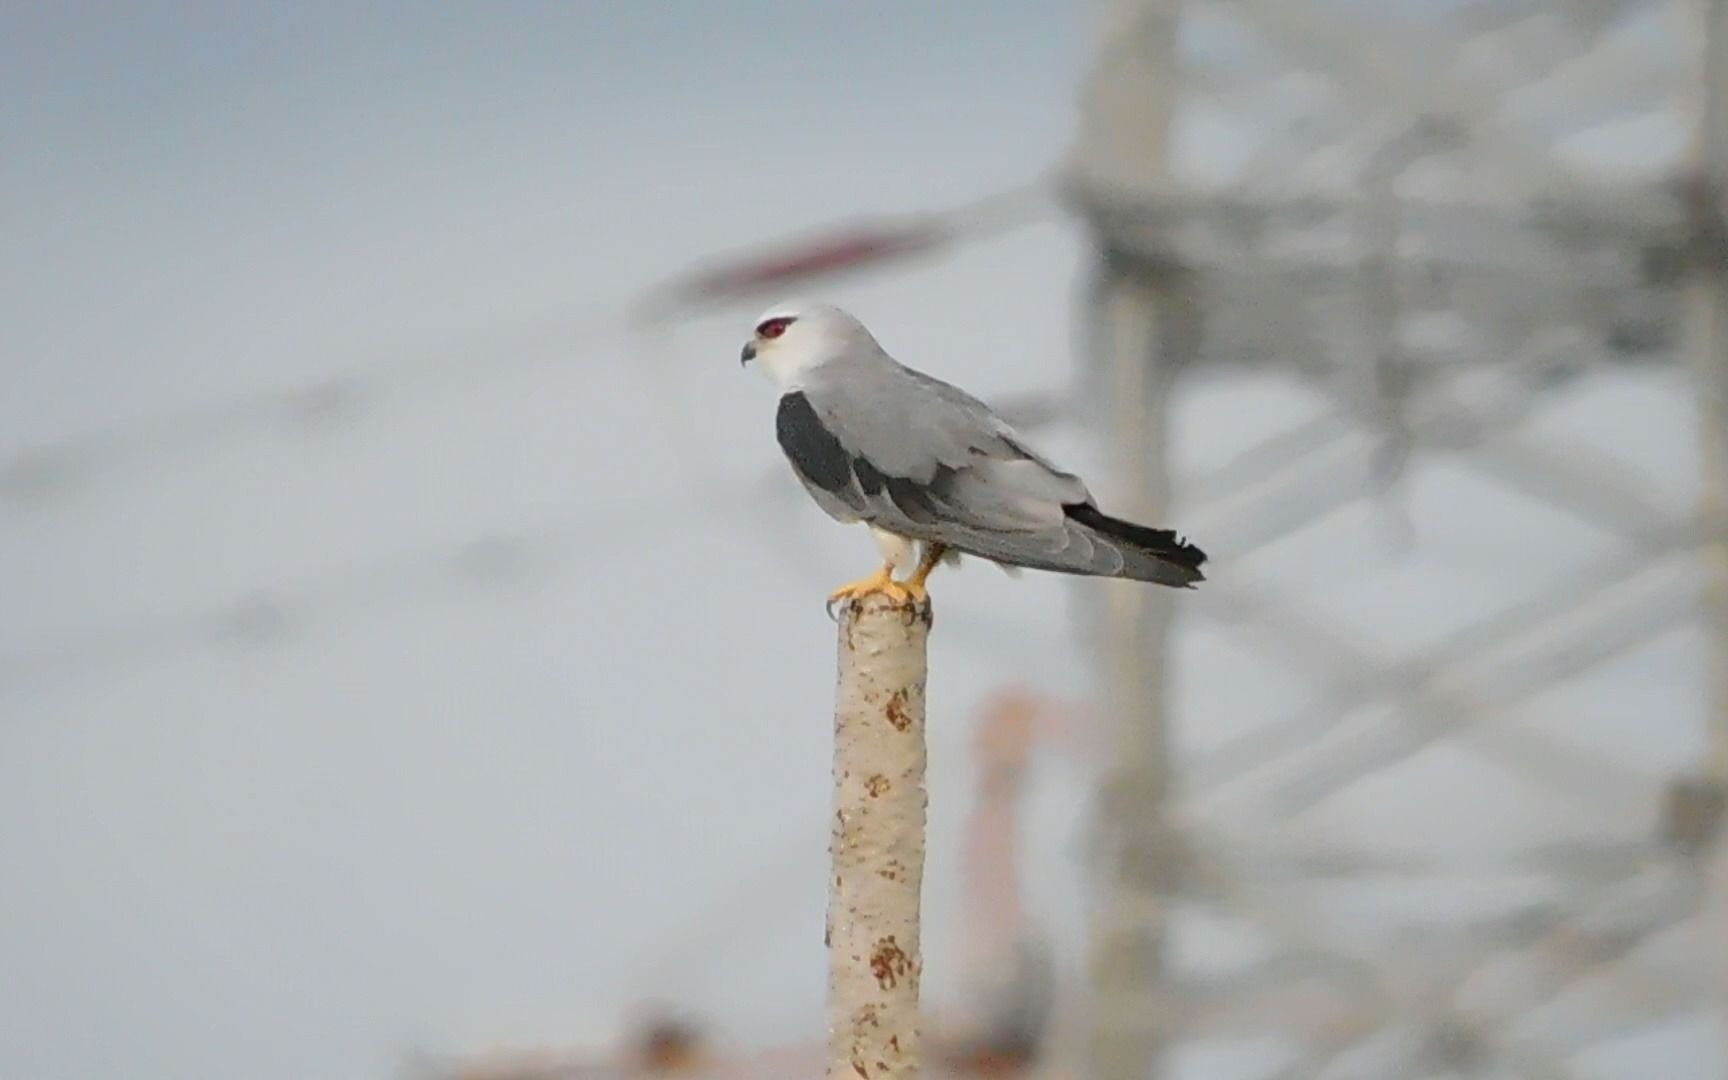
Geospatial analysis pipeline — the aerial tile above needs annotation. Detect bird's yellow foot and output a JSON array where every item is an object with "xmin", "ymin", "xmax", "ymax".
[
  {"xmin": 826, "ymin": 565, "xmax": 926, "ymax": 618},
  {"xmin": 905, "ymin": 542, "xmax": 946, "ymax": 598}
]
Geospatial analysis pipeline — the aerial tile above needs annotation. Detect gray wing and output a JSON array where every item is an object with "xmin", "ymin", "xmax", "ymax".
[{"xmin": 774, "ymin": 361, "xmax": 1205, "ymax": 586}]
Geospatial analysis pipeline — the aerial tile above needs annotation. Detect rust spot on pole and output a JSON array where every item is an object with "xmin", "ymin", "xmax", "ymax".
[
  {"xmin": 884, "ymin": 689, "xmax": 912, "ymax": 732},
  {"xmin": 866, "ymin": 774, "xmax": 891, "ymax": 797},
  {"xmin": 870, "ymin": 936, "xmax": 912, "ymax": 989},
  {"xmin": 908, "ymin": 600, "xmax": 933, "ymax": 629}
]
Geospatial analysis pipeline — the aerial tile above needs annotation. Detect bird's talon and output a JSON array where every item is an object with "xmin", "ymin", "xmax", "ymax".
[{"xmin": 826, "ymin": 567, "xmax": 926, "ymax": 613}]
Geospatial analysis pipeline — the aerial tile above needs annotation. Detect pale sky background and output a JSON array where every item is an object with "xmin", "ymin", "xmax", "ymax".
[{"xmin": 0, "ymin": 4, "xmax": 1718, "ymax": 1079}]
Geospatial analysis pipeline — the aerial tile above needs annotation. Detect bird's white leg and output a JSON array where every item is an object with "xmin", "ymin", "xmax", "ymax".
[
  {"xmin": 871, "ymin": 526, "xmax": 918, "ymax": 581},
  {"xmin": 827, "ymin": 527, "xmax": 921, "ymax": 612}
]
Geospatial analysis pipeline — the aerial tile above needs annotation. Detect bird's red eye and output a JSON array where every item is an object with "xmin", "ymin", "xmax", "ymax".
[{"xmin": 756, "ymin": 316, "xmax": 794, "ymax": 339}]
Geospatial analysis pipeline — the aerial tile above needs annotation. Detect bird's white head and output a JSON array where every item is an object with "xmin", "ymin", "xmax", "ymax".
[{"xmin": 739, "ymin": 301, "xmax": 879, "ymax": 388}]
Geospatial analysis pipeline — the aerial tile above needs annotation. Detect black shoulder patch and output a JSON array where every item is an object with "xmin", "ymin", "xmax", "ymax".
[
  {"xmin": 885, "ymin": 468, "xmax": 956, "ymax": 524},
  {"xmin": 776, "ymin": 391, "xmax": 855, "ymax": 495},
  {"xmin": 854, "ymin": 455, "xmax": 887, "ymax": 496}
]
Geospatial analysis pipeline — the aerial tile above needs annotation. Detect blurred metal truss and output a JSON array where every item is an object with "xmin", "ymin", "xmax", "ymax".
[{"xmin": 1059, "ymin": 0, "xmax": 1728, "ymax": 1077}]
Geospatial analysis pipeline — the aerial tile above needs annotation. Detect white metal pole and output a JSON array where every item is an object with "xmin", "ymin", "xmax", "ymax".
[{"xmin": 827, "ymin": 594, "xmax": 932, "ymax": 1080}]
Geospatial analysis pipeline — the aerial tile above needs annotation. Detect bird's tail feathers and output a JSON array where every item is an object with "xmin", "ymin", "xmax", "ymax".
[{"xmin": 1063, "ymin": 503, "xmax": 1207, "ymax": 587}]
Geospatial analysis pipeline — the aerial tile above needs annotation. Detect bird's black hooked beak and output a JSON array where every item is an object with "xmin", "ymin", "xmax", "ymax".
[{"xmin": 739, "ymin": 341, "xmax": 756, "ymax": 366}]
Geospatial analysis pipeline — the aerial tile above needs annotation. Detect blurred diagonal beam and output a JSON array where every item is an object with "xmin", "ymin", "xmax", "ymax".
[
  {"xmin": 1173, "ymin": 842, "xmax": 1593, "ymax": 1080},
  {"xmin": 1256, "ymin": 344, "xmax": 1692, "ymax": 582},
  {"xmin": 0, "ymin": 310, "xmax": 622, "ymax": 509},
  {"xmin": 1489, "ymin": 870, "xmax": 1703, "ymax": 1055},
  {"xmin": 1188, "ymin": 333, "xmax": 1612, "ymax": 559},
  {"xmin": 1265, "ymin": 866, "xmax": 1701, "ymax": 1080},
  {"xmin": 1276, "ymin": 550, "xmax": 1692, "ymax": 813},
  {"xmin": 1469, "ymin": 433, "xmax": 1684, "ymax": 540},
  {"xmin": 630, "ymin": 185, "xmax": 1051, "ymax": 320},
  {"xmin": 1196, "ymin": 1, "xmax": 1640, "ymax": 199},
  {"xmin": 1187, "ymin": 748, "xmax": 1701, "ymax": 1068},
  {"xmin": 1182, "ymin": 834, "xmax": 1706, "ymax": 1044},
  {"xmin": 1256, "ymin": 316, "xmax": 1688, "ymax": 544},
  {"xmin": 1173, "ymin": 349, "xmax": 1696, "ymax": 820},
  {"xmin": 1193, "ymin": 568, "xmax": 1675, "ymax": 820},
  {"xmin": 1190, "ymin": 536, "xmax": 1697, "ymax": 805},
  {"xmin": 1222, "ymin": 0, "xmax": 1590, "ymax": 195}
]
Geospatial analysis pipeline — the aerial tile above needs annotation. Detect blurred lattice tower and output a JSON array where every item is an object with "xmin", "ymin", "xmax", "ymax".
[{"xmin": 1064, "ymin": 1, "xmax": 1727, "ymax": 1078}]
